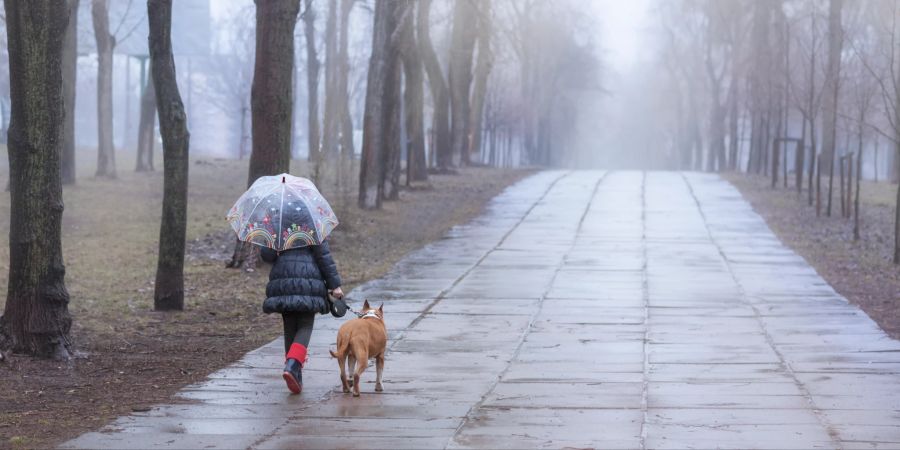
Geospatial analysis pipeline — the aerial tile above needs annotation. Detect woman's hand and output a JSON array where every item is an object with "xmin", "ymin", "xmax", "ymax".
[{"xmin": 330, "ymin": 287, "xmax": 344, "ymax": 300}]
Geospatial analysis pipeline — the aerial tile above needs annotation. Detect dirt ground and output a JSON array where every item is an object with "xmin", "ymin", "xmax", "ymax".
[
  {"xmin": 726, "ymin": 173, "xmax": 900, "ymax": 338},
  {"xmin": 0, "ymin": 157, "xmax": 530, "ymax": 449}
]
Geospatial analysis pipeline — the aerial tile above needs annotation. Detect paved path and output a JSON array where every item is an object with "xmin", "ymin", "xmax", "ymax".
[{"xmin": 66, "ymin": 172, "xmax": 900, "ymax": 449}]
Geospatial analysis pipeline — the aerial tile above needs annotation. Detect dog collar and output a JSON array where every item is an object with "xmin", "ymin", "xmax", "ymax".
[{"xmin": 361, "ymin": 311, "xmax": 381, "ymax": 320}]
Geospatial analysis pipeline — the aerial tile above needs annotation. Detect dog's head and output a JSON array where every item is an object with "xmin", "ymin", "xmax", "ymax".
[{"xmin": 362, "ymin": 299, "xmax": 384, "ymax": 320}]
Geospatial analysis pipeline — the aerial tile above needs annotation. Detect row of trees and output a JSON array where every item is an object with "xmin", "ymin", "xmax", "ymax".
[
  {"xmin": 0, "ymin": 0, "xmax": 603, "ymax": 359},
  {"xmin": 354, "ymin": 0, "xmax": 602, "ymax": 208},
  {"xmin": 653, "ymin": 0, "xmax": 900, "ymax": 263},
  {"xmin": 0, "ymin": 0, "xmax": 186, "ymax": 359}
]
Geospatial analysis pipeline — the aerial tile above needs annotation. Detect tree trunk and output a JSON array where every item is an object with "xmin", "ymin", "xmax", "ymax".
[
  {"xmin": 417, "ymin": 0, "xmax": 451, "ymax": 172},
  {"xmin": 239, "ymin": 106, "xmax": 249, "ymax": 160},
  {"xmin": 469, "ymin": 2, "xmax": 492, "ymax": 164},
  {"xmin": 61, "ymin": 0, "xmax": 78, "ymax": 185},
  {"xmin": 809, "ymin": 119, "xmax": 818, "ymax": 207},
  {"xmin": 135, "ymin": 73, "xmax": 157, "ymax": 172},
  {"xmin": 839, "ymin": 156, "xmax": 845, "ymax": 217},
  {"xmin": 322, "ymin": 0, "xmax": 340, "ymax": 158},
  {"xmin": 772, "ymin": 139, "xmax": 780, "ymax": 188},
  {"xmin": 337, "ymin": 0, "xmax": 355, "ymax": 162},
  {"xmin": 895, "ymin": 142, "xmax": 900, "ymax": 263},
  {"xmin": 821, "ymin": 0, "xmax": 843, "ymax": 217},
  {"xmin": 855, "ymin": 148, "xmax": 861, "ymax": 240},
  {"xmin": 382, "ymin": 2, "xmax": 408, "ymax": 201},
  {"xmin": 400, "ymin": 1, "xmax": 427, "ymax": 184},
  {"xmin": 727, "ymin": 77, "xmax": 739, "ymax": 171},
  {"xmin": 0, "ymin": 0, "xmax": 73, "ymax": 359},
  {"xmin": 302, "ymin": 0, "xmax": 321, "ymax": 163},
  {"xmin": 148, "ymin": 0, "xmax": 190, "ymax": 311},
  {"xmin": 448, "ymin": 0, "xmax": 477, "ymax": 166},
  {"xmin": 359, "ymin": 0, "xmax": 397, "ymax": 209},
  {"xmin": 874, "ymin": 138, "xmax": 879, "ymax": 183},
  {"xmin": 228, "ymin": 0, "xmax": 300, "ymax": 268},
  {"xmin": 92, "ymin": 0, "xmax": 116, "ymax": 178}
]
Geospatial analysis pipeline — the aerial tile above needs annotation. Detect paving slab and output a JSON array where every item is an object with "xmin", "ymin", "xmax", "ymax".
[{"xmin": 64, "ymin": 171, "xmax": 900, "ymax": 449}]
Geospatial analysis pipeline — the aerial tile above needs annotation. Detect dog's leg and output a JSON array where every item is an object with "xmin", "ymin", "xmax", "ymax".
[
  {"xmin": 352, "ymin": 349, "xmax": 368, "ymax": 397},
  {"xmin": 338, "ymin": 354, "xmax": 350, "ymax": 393},
  {"xmin": 375, "ymin": 353, "xmax": 385, "ymax": 392},
  {"xmin": 347, "ymin": 354, "xmax": 356, "ymax": 388}
]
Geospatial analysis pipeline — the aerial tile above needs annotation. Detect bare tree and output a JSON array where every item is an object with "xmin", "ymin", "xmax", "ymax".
[
  {"xmin": 322, "ymin": 0, "xmax": 340, "ymax": 158},
  {"xmin": 228, "ymin": 0, "xmax": 301, "ymax": 268},
  {"xmin": 359, "ymin": 0, "xmax": 403, "ymax": 208},
  {"xmin": 61, "ymin": 0, "xmax": 79, "ymax": 185},
  {"xmin": 135, "ymin": 72, "xmax": 156, "ymax": 171},
  {"xmin": 92, "ymin": 0, "xmax": 117, "ymax": 178},
  {"xmin": 301, "ymin": 0, "xmax": 321, "ymax": 166},
  {"xmin": 820, "ymin": 0, "xmax": 844, "ymax": 216},
  {"xmin": 205, "ymin": 7, "xmax": 255, "ymax": 159},
  {"xmin": 469, "ymin": 1, "xmax": 494, "ymax": 164},
  {"xmin": 399, "ymin": 1, "xmax": 428, "ymax": 184},
  {"xmin": 0, "ymin": 0, "xmax": 72, "ymax": 359},
  {"xmin": 417, "ymin": 0, "xmax": 451, "ymax": 172},
  {"xmin": 448, "ymin": 0, "xmax": 478, "ymax": 166},
  {"xmin": 148, "ymin": 0, "xmax": 190, "ymax": 311}
]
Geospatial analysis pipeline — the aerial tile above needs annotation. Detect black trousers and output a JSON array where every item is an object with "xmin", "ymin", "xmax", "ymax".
[{"xmin": 282, "ymin": 313, "xmax": 315, "ymax": 353}]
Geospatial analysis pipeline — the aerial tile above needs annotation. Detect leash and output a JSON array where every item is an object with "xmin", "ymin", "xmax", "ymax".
[
  {"xmin": 336, "ymin": 296, "xmax": 365, "ymax": 319},
  {"xmin": 339, "ymin": 297, "xmax": 381, "ymax": 320}
]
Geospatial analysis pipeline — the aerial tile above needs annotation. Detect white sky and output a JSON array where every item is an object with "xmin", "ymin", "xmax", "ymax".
[{"xmin": 590, "ymin": 0, "xmax": 652, "ymax": 75}]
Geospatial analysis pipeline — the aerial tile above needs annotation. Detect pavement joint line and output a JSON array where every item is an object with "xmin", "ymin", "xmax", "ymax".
[
  {"xmin": 680, "ymin": 172, "xmax": 845, "ymax": 449},
  {"xmin": 396, "ymin": 170, "xmax": 572, "ymax": 340},
  {"xmin": 247, "ymin": 171, "xmax": 573, "ymax": 450},
  {"xmin": 446, "ymin": 171, "xmax": 610, "ymax": 449},
  {"xmin": 639, "ymin": 170, "xmax": 650, "ymax": 450}
]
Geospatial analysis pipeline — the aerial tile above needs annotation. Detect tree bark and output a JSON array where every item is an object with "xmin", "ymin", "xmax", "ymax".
[
  {"xmin": 417, "ymin": 0, "xmax": 451, "ymax": 172},
  {"xmin": 322, "ymin": 0, "xmax": 340, "ymax": 157},
  {"xmin": 359, "ymin": 0, "xmax": 391, "ymax": 209},
  {"xmin": 135, "ymin": 72, "xmax": 157, "ymax": 172},
  {"xmin": 228, "ymin": 0, "xmax": 300, "ymax": 268},
  {"xmin": 469, "ymin": 1, "xmax": 493, "ymax": 164},
  {"xmin": 400, "ymin": 1, "xmax": 427, "ymax": 184},
  {"xmin": 448, "ymin": 0, "xmax": 477, "ymax": 166},
  {"xmin": 92, "ymin": 0, "xmax": 116, "ymax": 178},
  {"xmin": 855, "ymin": 148, "xmax": 861, "ymax": 239},
  {"xmin": 1, "ymin": 0, "xmax": 73, "ymax": 359},
  {"xmin": 302, "ymin": 0, "xmax": 321, "ymax": 164},
  {"xmin": 61, "ymin": 0, "xmax": 79, "ymax": 185},
  {"xmin": 382, "ymin": 2, "xmax": 408, "ymax": 200},
  {"xmin": 148, "ymin": 0, "xmax": 190, "ymax": 311},
  {"xmin": 821, "ymin": 0, "xmax": 843, "ymax": 217},
  {"xmin": 337, "ymin": 0, "xmax": 355, "ymax": 161},
  {"xmin": 895, "ymin": 143, "xmax": 900, "ymax": 263}
]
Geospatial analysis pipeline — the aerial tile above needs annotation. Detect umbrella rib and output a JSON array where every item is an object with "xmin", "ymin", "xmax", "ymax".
[
  {"xmin": 241, "ymin": 183, "xmax": 282, "ymax": 242},
  {"xmin": 277, "ymin": 182, "xmax": 286, "ymax": 250}
]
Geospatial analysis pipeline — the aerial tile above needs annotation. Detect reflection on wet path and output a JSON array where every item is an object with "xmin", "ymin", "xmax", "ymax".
[{"xmin": 65, "ymin": 172, "xmax": 900, "ymax": 449}]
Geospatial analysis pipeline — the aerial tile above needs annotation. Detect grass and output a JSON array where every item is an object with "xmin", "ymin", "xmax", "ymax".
[
  {"xmin": 0, "ymin": 148, "xmax": 532, "ymax": 448},
  {"xmin": 726, "ymin": 173, "xmax": 900, "ymax": 338}
]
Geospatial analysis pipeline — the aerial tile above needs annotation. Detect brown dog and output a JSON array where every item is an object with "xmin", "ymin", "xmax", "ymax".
[{"xmin": 329, "ymin": 300, "xmax": 387, "ymax": 396}]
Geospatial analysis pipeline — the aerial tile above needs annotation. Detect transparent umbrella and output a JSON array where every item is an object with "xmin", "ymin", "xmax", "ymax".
[{"xmin": 226, "ymin": 173, "xmax": 339, "ymax": 251}]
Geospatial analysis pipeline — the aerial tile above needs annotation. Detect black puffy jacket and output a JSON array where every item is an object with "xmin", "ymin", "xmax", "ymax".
[{"xmin": 260, "ymin": 241, "xmax": 342, "ymax": 315}]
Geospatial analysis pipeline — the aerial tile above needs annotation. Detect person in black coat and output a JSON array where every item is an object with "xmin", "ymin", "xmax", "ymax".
[{"xmin": 261, "ymin": 241, "xmax": 343, "ymax": 395}]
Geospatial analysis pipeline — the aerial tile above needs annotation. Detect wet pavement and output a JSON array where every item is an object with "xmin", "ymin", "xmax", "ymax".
[{"xmin": 64, "ymin": 171, "xmax": 900, "ymax": 449}]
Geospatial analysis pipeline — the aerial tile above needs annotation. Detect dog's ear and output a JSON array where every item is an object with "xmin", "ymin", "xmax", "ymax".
[
  {"xmin": 378, "ymin": 303, "xmax": 384, "ymax": 314},
  {"xmin": 363, "ymin": 299, "xmax": 370, "ymax": 310}
]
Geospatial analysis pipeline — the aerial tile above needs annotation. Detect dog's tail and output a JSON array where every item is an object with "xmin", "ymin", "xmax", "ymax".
[{"xmin": 329, "ymin": 337, "xmax": 350, "ymax": 359}]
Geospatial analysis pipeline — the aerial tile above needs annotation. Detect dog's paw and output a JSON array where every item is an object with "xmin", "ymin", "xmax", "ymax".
[{"xmin": 375, "ymin": 384, "xmax": 384, "ymax": 392}]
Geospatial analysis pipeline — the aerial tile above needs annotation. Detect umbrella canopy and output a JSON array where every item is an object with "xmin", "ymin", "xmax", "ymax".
[{"xmin": 227, "ymin": 174, "xmax": 339, "ymax": 251}]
